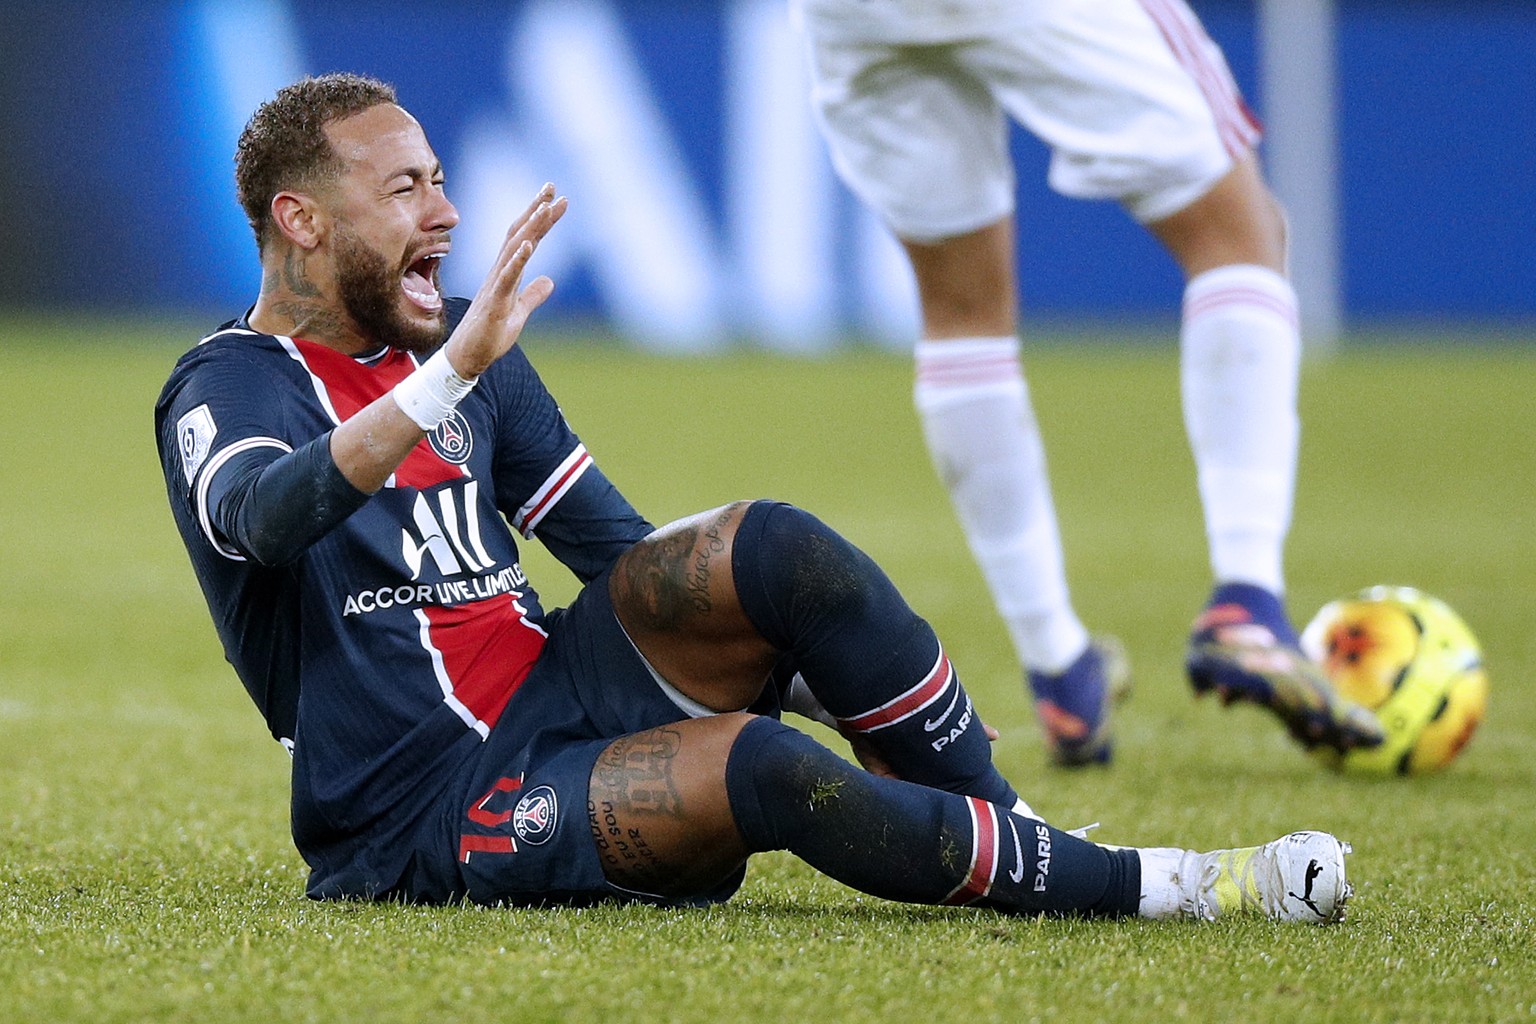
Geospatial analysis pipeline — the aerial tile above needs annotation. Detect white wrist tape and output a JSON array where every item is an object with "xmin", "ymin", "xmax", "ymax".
[{"xmin": 392, "ymin": 348, "xmax": 477, "ymax": 430}]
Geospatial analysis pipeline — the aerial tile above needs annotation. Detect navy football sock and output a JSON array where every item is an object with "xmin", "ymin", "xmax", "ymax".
[
  {"xmin": 725, "ymin": 717, "xmax": 1139, "ymax": 916},
  {"xmin": 732, "ymin": 501, "xmax": 1015, "ymax": 806}
]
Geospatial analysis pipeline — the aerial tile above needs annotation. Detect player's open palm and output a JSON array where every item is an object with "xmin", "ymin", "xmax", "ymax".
[{"xmin": 448, "ymin": 183, "xmax": 568, "ymax": 378}]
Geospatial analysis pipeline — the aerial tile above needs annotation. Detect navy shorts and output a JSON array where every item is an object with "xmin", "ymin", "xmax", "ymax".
[{"xmin": 399, "ymin": 567, "xmax": 779, "ymax": 907}]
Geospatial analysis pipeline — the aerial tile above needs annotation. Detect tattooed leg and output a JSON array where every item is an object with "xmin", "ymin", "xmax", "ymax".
[
  {"xmin": 587, "ymin": 715, "xmax": 751, "ymax": 898},
  {"xmin": 609, "ymin": 502, "xmax": 780, "ymax": 711},
  {"xmin": 588, "ymin": 714, "xmax": 1139, "ymax": 917}
]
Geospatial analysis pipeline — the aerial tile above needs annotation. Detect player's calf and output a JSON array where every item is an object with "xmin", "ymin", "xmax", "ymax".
[
  {"xmin": 726, "ymin": 717, "xmax": 1354, "ymax": 924},
  {"xmin": 725, "ymin": 717, "xmax": 1137, "ymax": 915}
]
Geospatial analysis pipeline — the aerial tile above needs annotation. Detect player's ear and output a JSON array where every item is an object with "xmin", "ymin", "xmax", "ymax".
[{"xmin": 270, "ymin": 191, "xmax": 328, "ymax": 251}]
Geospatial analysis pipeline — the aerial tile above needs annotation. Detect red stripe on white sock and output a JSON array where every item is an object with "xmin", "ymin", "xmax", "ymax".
[
  {"xmin": 1184, "ymin": 287, "xmax": 1299, "ymax": 331},
  {"xmin": 915, "ymin": 352, "xmax": 1022, "ymax": 390}
]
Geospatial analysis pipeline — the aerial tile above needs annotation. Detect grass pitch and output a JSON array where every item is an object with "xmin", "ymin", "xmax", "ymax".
[{"xmin": 1, "ymin": 319, "xmax": 1533, "ymax": 1023}]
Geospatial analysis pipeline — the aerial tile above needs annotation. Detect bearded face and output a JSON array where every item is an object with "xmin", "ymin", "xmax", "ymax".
[{"xmin": 332, "ymin": 221, "xmax": 448, "ymax": 355}]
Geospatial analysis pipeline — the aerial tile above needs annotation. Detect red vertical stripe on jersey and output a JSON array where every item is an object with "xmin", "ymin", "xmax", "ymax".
[
  {"xmin": 290, "ymin": 339, "xmax": 465, "ymax": 489},
  {"xmin": 421, "ymin": 594, "xmax": 546, "ymax": 731}
]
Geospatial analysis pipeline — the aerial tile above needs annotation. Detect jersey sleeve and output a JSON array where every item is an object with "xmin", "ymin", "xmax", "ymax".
[
  {"xmin": 208, "ymin": 435, "xmax": 372, "ymax": 566},
  {"xmin": 156, "ymin": 338, "xmax": 300, "ymax": 560},
  {"xmin": 532, "ymin": 463, "xmax": 653, "ymax": 582},
  {"xmin": 481, "ymin": 346, "xmax": 652, "ymax": 582},
  {"xmin": 157, "ymin": 338, "xmax": 373, "ymax": 566}
]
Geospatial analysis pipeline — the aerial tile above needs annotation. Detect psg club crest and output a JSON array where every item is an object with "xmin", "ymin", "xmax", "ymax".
[
  {"xmin": 429, "ymin": 410, "xmax": 473, "ymax": 465},
  {"xmin": 512, "ymin": 785, "xmax": 558, "ymax": 845}
]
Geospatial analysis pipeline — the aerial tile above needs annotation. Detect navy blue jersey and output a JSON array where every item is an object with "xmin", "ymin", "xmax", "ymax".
[{"xmin": 154, "ymin": 299, "xmax": 652, "ymax": 886}]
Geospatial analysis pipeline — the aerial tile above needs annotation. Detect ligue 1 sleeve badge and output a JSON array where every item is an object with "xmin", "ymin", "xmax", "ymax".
[
  {"xmin": 428, "ymin": 409, "xmax": 473, "ymax": 465},
  {"xmin": 512, "ymin": 785, "xmax": 558, "ymax": 845},
  {"xmin": 175, "ymin": 403, "xmax": 218, "ymax": 485}
]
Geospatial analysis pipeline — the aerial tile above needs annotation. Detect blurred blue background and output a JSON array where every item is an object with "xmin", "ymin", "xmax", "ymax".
[{"xmin": 1, "ymin": 0, "xmax": 1531, "ymax": 349}]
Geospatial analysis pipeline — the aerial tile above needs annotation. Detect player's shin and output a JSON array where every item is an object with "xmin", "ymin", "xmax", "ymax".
[
  {"xmin": 725, "ymin": 717, "xmax": 1139, "ymax": 916},
  {"xmin": 730, "ymin": 501, "xmax": 1017, "ymax": 806},
  {"xmin": 1180, "ymin": 264, "xmax": 1300, "ymax": 593}
]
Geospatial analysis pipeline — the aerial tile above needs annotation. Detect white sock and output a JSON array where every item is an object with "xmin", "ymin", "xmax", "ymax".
[
  {"xmin": 1181, "ymin": 265, "xmax": 1300, "ymax": 595},
  {"xmin": 1135, "ymin": 847, "xmax": 1197, "ymax": 920},
  {"xmin": 913, "ymin": 336, "xmax": 1089, "ymax": 674}
]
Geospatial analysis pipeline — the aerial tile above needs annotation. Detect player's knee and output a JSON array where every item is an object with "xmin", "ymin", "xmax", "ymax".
[
  {"xmin": 611, "ymin": 502, "xmax": 758, "ymax": 633},
  {"xmin": 690, "ymin": 710, "xmax": 758, "ymax": 759},
  {"xmin": 1237, "ymin": 174, "xmax": 1288, "ymax": 266},
  {"xmin": 736, "ymin": 500, "xmax": 871, "ymax": 619},
  {"xmin": 587, "ymin": 713, "xmax": 757, "ymax": 898}
]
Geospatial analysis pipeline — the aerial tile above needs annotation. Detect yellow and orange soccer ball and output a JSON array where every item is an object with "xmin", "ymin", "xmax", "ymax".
[{"xmin": 1300, "ymin": 586, "xmax": 1488, "ymax": 775}]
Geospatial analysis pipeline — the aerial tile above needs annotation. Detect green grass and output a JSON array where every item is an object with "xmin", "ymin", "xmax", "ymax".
[{"xmin": 1, "ymin": 319, "xmax": 1533, "ymax": 1023}]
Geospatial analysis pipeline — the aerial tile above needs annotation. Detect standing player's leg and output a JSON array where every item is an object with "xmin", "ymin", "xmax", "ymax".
[
  {"xmin": 609, "ymin": 501, "xmax": 1019, "ymax": 808},
  {"xmin": 897, "ymin": 224, "xmax": 1130, "ymax": 767},
  {"xmin": 1146, "ymin": 149, "xmax": 1380, "ymax": 752},
  {"xmin": 903, "ymin": 222, "xmax": 1126, "ymax": 769},
  {"xmin": 1147, "ymin": 157, "xmax": 1299, "ymax": 661},
  {"xmin": 803, "ymin": 36, "xmax": 1122, "ymax": 767},
  {"xmin": 965, "ymin": 0, "xmax": 1380, "ymax": 753},
  {"xmin": 587, "ymin": 712, "xmax": 1352, "ymax": 923},
  {"xmin": 1149, "ymin": 154, "xmax": 1296, "ymax": 628}
]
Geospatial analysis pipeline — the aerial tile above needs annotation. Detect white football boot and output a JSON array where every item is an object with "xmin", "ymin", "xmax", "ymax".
[{"xmin": 1137, "ymin": 830, "xmax": 1353, "ymax": 924}]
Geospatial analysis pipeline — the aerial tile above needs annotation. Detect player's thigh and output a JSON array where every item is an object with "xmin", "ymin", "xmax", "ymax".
[
  {"xmin": 807, "ymin": 38, "xmax": 1014, "ymax": 242},
  {"xmin": 450, "ymin": 610, "xmax": 756, "ymax": 907},
  {"xmin": 588, "ymin": 713, "xmax": 753, "ymax": 899},
  {"xmin": 975, "ymin": 0, "xmax": 1257, "ymax": 223},
  {"xmin": 900, "ymin": 217, "xmax": 1018, "ymax": 337},
  {"xmin": 609, "ymin": 502, "xmax": 779, "ymax": 712}
]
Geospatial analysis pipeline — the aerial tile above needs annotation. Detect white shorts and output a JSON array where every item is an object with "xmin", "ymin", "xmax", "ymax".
[{"xmin": 800, "ymin": 0, "xmax": 1261, "ymax": 241}]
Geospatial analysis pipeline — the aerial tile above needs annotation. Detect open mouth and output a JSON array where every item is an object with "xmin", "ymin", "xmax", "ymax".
[{"xmin": 401, "ymin": 250, "xmax": 445, "ymax": 313}]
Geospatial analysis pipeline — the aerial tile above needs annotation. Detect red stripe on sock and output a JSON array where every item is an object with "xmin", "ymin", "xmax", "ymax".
[
  {"xmin": 837, "ymin": 651, "xmax": 954, "ymax": 733},
  {"xmin": 915, "ymin": 354, "xmax": 1022, "ymax": 389},
  {"xmin": 944, "ymin": 798, "xmax": 999, "ymax": 905},
  {"xmin": 1184, "ymin": 286, "xmax": 1299, "ymax": 330}
]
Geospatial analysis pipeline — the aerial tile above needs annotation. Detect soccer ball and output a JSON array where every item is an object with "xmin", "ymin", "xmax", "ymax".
[{"xmin": 1299, "ymin": 586, "xmax": 1487, "ymax": 775}]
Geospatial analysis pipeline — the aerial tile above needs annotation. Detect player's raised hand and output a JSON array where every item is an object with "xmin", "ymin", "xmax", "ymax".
[{"xmin": 446, "ymin": 183, "xmax": 568, "ymax": 378}]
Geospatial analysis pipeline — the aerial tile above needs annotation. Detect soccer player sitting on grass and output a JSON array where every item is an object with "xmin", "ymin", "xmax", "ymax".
[{"xmin": 155, "ymin": 73, "xmax": 1352, "ymax": 923}]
